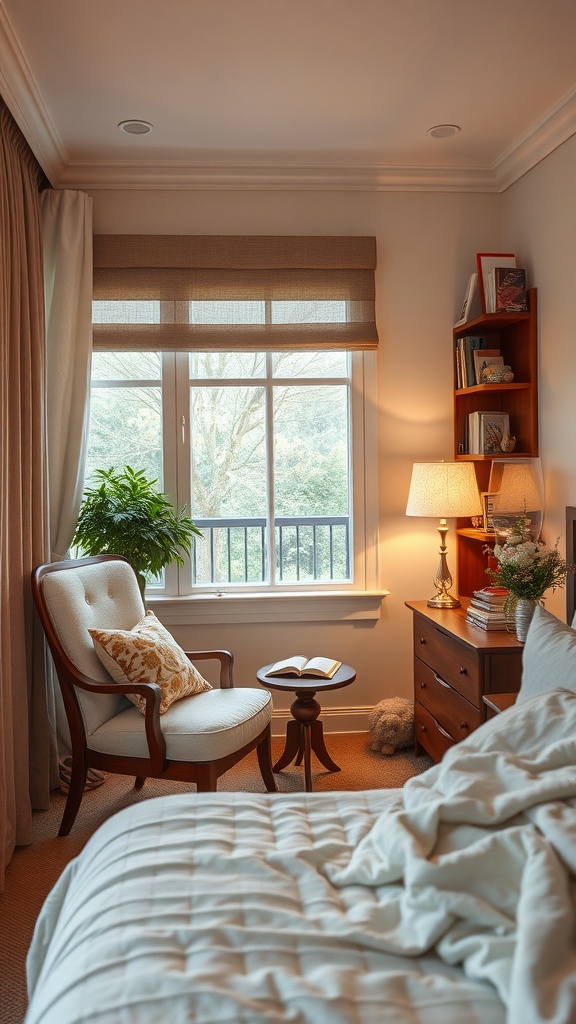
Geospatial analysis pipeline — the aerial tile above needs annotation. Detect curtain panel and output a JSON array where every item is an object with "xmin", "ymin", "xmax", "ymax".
[
  {"xmin": 42, "ymin": 189, "xmax": 94, "ymax": 562},
  {"xmin": 0, "ymin": 99, "xmax": 54, "ymax": 888},
  {"xmin": 93, "ymin": 235, "xmax": 378, "ymax": 351}
]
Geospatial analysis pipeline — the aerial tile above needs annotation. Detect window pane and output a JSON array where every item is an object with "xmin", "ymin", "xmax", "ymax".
[
  {"xmin": 85, "ymin": 386, "xmax": 162, "ymax": 487},
  {"xmin": 271, "ymin": 350, "xmax": 348, "ymax": 378},
  {"xmin": 271, "ymin": 300, "xmax": 346, "ymax": 323},
  {"xmin": 189, "ymin": 301, "xmax": 265, "ymax": 324},
  {"xmin": 274, "ymin": 383, "xmax": 350, "ymax": 582},
  {"xmin": 190, "ymin": 385, "xmax": 267, "ymax": 584},
  {"xmin": 92, "ymin": 300, "xmax": 160, "ymax": 323},
  {"xmin": 189, "ymin": 351, "xmax": 266, "ymax": 379},
  {"xmin": 92, "ymin": 351, "xmax": 161, "ymax": 381}
]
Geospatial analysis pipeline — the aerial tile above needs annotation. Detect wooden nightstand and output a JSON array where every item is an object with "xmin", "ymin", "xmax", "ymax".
[{"xmin": 405, "ymin": 601, "xmax": 523, "ymax": 762}]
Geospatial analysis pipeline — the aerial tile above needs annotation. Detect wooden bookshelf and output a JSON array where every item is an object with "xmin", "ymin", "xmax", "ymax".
[{"xmin": 453, "ymin": 288, "xmax": 538, "ymax": 597}]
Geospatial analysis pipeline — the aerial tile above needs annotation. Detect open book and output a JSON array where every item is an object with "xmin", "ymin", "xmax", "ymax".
[{"xmin": 269, "ymin": 655, "xmax": 342, "ymax": 679}]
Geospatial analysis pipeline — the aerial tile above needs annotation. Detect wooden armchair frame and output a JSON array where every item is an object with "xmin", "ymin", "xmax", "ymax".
[{"xmin": 32, "ymin": 556, "xmax": 276, "ymax": 835}]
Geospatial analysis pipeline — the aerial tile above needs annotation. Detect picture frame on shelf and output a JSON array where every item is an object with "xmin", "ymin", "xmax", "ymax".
[
  {"xmin": 468, "ymin": 411, "xmax": 510, "ymax": 454},
  {"xmin": 476, "ymin": 253, "xmax": 516, "ymax": 313},
  {"xmin": 481, "ymin": 492, "xmax": 497, "ymax": 532},
  {"xmin": 473, "ymin": 349, "xmax": 502, "ymax": 385},
  {"xmin": 479, "ymin": 412, "xmax": 510, "ymax": 455}
]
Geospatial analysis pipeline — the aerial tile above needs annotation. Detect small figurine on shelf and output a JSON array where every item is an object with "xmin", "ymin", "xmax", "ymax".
[
  {"xmin": 481, "ymin": 364, "xmax": 515, "ymax": 384},
  {"xmin": 500, "ymin": 433, "xmax": 516, "ymax": 453}
]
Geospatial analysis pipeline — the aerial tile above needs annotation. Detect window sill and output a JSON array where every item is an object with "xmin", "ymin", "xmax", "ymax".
[{"xmin": 147, "ymin": 590, "xmax": 389, "ymax": 626}]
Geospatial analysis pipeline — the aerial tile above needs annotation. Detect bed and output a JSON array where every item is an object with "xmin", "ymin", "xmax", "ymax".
[{"xmin": 25, "ymin": 607, "xmax": 576, "ymax": 1024}]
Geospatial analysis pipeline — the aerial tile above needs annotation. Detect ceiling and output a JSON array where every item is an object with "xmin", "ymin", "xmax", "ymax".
[{"xmin": 1, "ymin": 0, "xmax": 576, "ymax": 192}]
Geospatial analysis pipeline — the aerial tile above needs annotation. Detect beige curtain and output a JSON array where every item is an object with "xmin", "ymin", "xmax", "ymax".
[
  {"xmin": 42, "ymin": 189, "xmax": 93, "ymax": 561},
  {"xmin": 0, "ymin": 100, "xmax": 55, "ymax": 889}
]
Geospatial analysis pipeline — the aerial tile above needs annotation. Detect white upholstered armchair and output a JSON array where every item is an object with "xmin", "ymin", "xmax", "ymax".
[{"xmin": 32, "ymin": 555, "xmax": 276, "ymax": 835}]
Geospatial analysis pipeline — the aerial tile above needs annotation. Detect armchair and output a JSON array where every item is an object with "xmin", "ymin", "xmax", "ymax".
[{"xmin": 32, "ymin": 555, "xmax": 276, "ymax": 835}]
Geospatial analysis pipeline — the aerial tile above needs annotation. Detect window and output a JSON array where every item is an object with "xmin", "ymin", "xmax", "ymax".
[
  {"xmin": 87, "ymin": 342, "xmax": 376, "ymax": 596},
  {"xmin": 89, "ymin": 235, "xmax": 380, "ymax": 605}
]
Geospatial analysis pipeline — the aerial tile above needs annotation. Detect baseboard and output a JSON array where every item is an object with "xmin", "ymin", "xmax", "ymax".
[{"xmin": 271, "ymin": 705, "xmax": 371, "ymax": 736}]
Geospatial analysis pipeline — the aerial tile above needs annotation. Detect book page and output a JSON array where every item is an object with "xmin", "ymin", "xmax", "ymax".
[
  {"xmin": 304, "ymin": 657, "xmax": 342, "ymax": 678},
  {"xmin": 269, "ymin": 655, "xmax": 308, "ymax": 675}
]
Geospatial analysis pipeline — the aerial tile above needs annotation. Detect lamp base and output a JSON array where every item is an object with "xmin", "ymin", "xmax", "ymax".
[{"xmin": 427, "ymin": 592, "xmax": 461, "ymax": 610}]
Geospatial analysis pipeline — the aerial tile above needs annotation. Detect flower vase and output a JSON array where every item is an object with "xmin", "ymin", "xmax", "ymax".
[{"xmin": 513, "ymin": 598, "xmax": 538, "ymax": 643}]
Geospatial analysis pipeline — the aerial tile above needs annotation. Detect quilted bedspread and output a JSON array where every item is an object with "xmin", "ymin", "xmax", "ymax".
[{"xmin": 25, "ymin": 689, "xmax": 576, "ymax": 1024}]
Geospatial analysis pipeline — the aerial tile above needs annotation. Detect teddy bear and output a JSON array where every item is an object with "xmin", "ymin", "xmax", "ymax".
[{"xmin": 368, "ymin": 696, "xmax": 414, "ymax": 756}]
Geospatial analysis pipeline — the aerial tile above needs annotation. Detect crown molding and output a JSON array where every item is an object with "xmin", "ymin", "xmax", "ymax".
[
  {"xmin": 0, "ymin": 2, "xmax": 65, "ymax": 184},
  {"xmin": 2, "ymin": 1, "xmax": 575, "ymax": 194},
  {"xmin": 493, "ymin": 85, "xmax": 576, "ymax": 191},
  {"xmin": 57, "ymin": 160, "xmax": 498, "ymax": 192}
]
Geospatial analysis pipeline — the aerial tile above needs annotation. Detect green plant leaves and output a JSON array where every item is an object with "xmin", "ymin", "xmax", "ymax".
[{"xmin": 72, "ymin": 466, "xmax": 202, "ymax": 578}]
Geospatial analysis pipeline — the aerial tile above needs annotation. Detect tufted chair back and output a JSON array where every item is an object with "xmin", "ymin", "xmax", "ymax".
[{"xmin": 41, "ymin": 558, "xmax": 145, "ymax": 734}]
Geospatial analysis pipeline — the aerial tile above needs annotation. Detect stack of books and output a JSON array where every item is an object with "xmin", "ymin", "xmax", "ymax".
[{"xmin": 466, "ymin": 587, "xmax": 510, "ymax": 631}]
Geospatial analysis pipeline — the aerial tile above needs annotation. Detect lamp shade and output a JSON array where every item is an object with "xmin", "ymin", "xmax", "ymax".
[
  {"xmin": 490, "ymin": 459, "xmax": 544, "ymax": 513},
  {"xmin": 406, "ymin": 462, "xmax": 482, "ymax": 519}
]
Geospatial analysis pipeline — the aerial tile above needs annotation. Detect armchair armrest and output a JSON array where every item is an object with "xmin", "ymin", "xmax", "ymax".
[
  {"xmin": 63, "ymin": 669, "xmax": 166, "ymax": 773},
  {"xmin": 185, "ymin": 650, "xmax": 234, "ymax": 689}
]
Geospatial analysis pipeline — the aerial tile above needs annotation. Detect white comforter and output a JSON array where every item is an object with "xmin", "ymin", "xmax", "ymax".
[
  {"xmin": 25, "ymin": 690, "xmax": 576, "ymax": 1024},
  {"xmin": 326, "ymin": 688, "xmax": 576, "ymax": 1024}
]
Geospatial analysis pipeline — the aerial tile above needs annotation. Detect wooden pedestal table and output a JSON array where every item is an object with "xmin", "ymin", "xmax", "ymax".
[{"xmin": 257, "ymin": 663, "xmax": 356, "ymax": 792}]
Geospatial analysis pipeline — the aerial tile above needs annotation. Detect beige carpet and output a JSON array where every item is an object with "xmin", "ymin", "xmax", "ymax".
[{"xmin": 0, "ymin": 733, "xmax": 432, "ymax": 1024}]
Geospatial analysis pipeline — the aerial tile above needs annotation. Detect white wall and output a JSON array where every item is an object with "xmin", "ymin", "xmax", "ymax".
[
  {"xmin": 502, "ymin": 134, "xmax": 576, "ymax": 621},
  {"xmin": 89, "ymin": 187, "xmax": 502, "ymax": 730}
]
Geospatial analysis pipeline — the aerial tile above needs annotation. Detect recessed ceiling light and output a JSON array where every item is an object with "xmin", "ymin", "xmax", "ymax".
[
  {"xmin": 118, "ymin": 120, "xmax": 153, "ymax": 136},
  {"xmin": 427, "ymin": 124, "xmax": 461, "ymax": 139}
]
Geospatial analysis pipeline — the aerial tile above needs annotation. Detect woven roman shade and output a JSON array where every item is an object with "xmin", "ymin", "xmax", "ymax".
[{"xmin": 92, "ymin": 235, "xmax": 378, "ymax": 351}]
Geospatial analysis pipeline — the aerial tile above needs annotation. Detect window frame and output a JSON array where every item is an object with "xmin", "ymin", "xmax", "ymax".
[
  {"xmin": 155, "ymin": 348, "xmax": 384, "ymax": 623},
  {"xmin": 87, "ymin": 349, "xmax": 384, "ymax": 623}
]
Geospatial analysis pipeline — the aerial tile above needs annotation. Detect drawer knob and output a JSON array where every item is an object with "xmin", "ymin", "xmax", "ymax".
[
  {"xmin": 419, "ymin": 682, "xmax": 426, "ymax": 689},
  {"xmin": 460, "ymin": 722, "xmax": 468, "ymax": 730},
  {"xmin": 420, "ymin": 725, "xmax": 427, "ymax": 733},
  {"xmin": 419, "ymin": 637, "xmax": 426, "ymax": 645},
  {"xmin": 459, "ymin": 666, "xmax": 467, "ymax": 675}
]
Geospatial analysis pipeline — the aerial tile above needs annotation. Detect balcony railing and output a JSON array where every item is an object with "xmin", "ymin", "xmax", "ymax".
[{"xmin": 192, "ymin": 516, "xmax": 350, "ymax": 585}]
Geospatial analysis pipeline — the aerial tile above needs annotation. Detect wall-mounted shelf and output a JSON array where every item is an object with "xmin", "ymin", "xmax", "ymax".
[{"xmin": 453, "ymin": 287, "xmax": 538, "ymax": 596}]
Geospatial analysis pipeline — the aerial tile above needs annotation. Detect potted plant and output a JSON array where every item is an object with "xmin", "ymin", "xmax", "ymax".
[
  {"xmin": 72, "ymin": 466, "xmax": 202, "ymax": 596},
  {"xmin": 485, "ymin": 514, "xmax": 576, "ymax": 641}
]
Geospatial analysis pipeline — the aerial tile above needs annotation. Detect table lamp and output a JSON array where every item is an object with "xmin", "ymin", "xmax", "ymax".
[
  {"xmin": 489, "ymin": 457, "xmax": 544, "ymax": 542},
  {"xmin": 406, "ymin": 461, "xmax": 482, "ymax": 609}
]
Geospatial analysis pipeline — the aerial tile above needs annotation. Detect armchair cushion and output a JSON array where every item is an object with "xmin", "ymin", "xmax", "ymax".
[
  {"xmin": 88, "ymin": 687, "xmax": 273, "ymax": 761},
  {"xmin": 89, "ymin": 611, "xmax": 211, "ymax": 715}
]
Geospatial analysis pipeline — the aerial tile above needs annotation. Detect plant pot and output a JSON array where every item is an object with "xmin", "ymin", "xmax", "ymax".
[{"xmin": 513, "ymin": 598, "xmax": 539, "ymax": 643}]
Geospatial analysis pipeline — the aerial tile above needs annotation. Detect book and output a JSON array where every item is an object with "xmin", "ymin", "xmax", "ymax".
[
  {"xmin": 476, "ymin": 253, "xmax": 516, "ymax": 313},
  {"xmin": 490, "ymin": 267, "xmax": 528, "ymax": 313},
  {"xmin": 454, "ymin": 272, "xmax": 479, "ymax": 327},
  {"xmin": 268, "ymin": 655, "xmax": 342, "ymax": 679},
  {"xmin": 468, "ymin": 601, "xmax": 508, "ymax": 619},
  {"xmin": 473, "ymin": 586, "xmax": 509, "ymax": 601},
  {"xmin": 471, "ymin": 587, "xmax": 509, "ymax": 610},
  {"xmin": 457, "ymin": 336, "xmax": 486, "ymax": 388},
  {"xmin": 466, "ymin": 613, "xmax": 509, "ymax": 631}
]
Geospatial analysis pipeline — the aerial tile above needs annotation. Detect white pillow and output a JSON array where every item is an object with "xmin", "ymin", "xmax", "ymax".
[{"xmin": 518, "ymin": 604, "xmax": 576, "ymax": 704}]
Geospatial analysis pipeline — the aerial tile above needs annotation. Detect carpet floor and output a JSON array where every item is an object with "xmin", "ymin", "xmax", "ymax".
[{"xmin": 0, "ymin": 733, "xmax": 432, "ymax": 1024}]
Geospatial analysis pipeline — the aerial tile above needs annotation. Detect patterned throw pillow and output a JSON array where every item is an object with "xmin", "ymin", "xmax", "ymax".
[{"xmin": 89, "ymin": 610, "xmax": 212, "ymax": 715}]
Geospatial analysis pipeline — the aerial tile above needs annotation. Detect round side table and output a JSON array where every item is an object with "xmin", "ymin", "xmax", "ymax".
[{"xmin": 257, "ymin": 663, "xmax": 356, "ymax": 792}]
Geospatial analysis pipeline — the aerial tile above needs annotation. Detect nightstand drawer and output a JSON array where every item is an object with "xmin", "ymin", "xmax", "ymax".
[
  {"xmin": 414, "ymin": 700, "xmax": 455, "ymax": 762},
  {"xmin": 413, "ymin": 617, "xmax": 480, "ymax": 706},
  {"xmin": 414, "ymin": 658, "xmax": 481, "ymax": 742}
]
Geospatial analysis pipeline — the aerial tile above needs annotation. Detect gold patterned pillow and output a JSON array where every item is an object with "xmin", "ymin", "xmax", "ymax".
[{"xmin": 89, "ymin": 610, "xmax": 212, "ymax": 715}]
